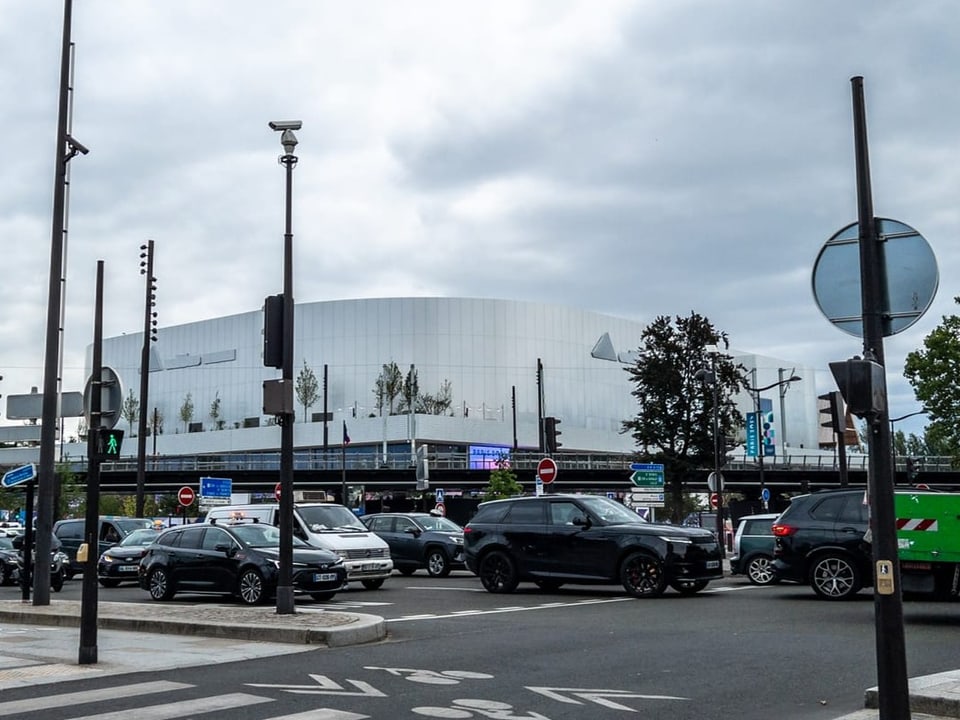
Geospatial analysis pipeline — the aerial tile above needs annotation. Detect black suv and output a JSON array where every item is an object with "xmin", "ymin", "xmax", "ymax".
[
  {"xmin": 361, "ymin": 512, "xmax": 465, "ymax": 577},
  {"xmin": 463, "ymin": 494, "xmax": 722, "ymax": 597},
  {"xmin": 771, "ymin": 489, "xmax": 871, "ymax": 600},
  {"xmin": 139, "ymin": 520, "xmax": 347, "ymax": 604}
]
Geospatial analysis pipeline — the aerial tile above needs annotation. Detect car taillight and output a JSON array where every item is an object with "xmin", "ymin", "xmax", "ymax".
[
  {"xmin": 463, "ymin": 527, "xmax": 474, "ymax": 535},
  {"xmin": 771, "ymin": 523, "xmax": 796, "ymax": 537}
]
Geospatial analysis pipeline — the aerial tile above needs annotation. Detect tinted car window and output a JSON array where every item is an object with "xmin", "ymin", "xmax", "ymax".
[
  {"xmin": 395, "ymin": 517, "xmax": 417, "ymax": 533},
  {"xmin": 838, "ymin": 495, "xmax": 868, "ymax": 523},
  {"xmin": 810, "ymin": 495, "xmax": 846, "ymax": 521},
  {"xmin": 743, "ymin": 519, "xmax": 773, "ymax": 535},
  {"xmin": 55, "ymin": 520, "xmax": 83, "ymax": 540},
  {"xmin": 503, "ymin": 501, "xmax": 545, "ymax": 524},
  {"xmin": 202, "ymin": 528, "xmax": 233, "ymax": 550},
  {"xmin": 470, "ymin": 503, "xmax": 510, "ymax": 524},
  {"xmin": 177, "ymin": 528, "xmax": 205, "ymax": 549},
  {"xmin": 367, "ymin": 516, "xmax": 393, "ymax": 532},
  {"xmin": 548, "ymin": 501, "xmax": 583, "ymax": 526}
]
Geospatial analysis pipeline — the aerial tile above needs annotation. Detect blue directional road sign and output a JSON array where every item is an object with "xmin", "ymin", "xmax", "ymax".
[
  {"xmin": 1, "ymin": 463, "xmax": 37, "ymax": 489},
  {"xmin": 200, "ymin": 476, "xmax": 232, "ymax": 505},
  {"xmin": 629, "ymin": 463, "xmax": 665, "ymax": 487}
]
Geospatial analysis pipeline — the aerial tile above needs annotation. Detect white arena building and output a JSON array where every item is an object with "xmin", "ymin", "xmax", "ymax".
[{"xmin": 59, "ymin": 297, "xmax": 819, "ymax": 463}]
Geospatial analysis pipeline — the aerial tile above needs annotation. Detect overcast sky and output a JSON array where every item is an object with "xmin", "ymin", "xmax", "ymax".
[{"xmin": 1, "ymin": 0, "xmax": 956, "ymax": 439}]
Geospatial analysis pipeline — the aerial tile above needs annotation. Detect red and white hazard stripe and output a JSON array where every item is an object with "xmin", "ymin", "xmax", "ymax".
[{"xmin": 896, "ymin": 518, "xmax": 939, "ymax": 532}]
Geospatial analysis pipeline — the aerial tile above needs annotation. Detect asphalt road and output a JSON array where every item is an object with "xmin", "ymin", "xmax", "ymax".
[{"xmin": 2, "ymin": 571, "xmax": 959, "ymax": 719}]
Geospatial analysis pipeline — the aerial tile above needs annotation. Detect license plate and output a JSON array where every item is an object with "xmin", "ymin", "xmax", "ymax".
[
  {"xmin": 362, "ymin": 562, "xmax": 378, "ymax": 571},
  {"xmin": 314, "ymin": 573, "xmax": 337, "ymax": 582},
  {"xmin": 118, "ymin": 565, "xmax": 138, "ymax": 572},
  {"xmin": 706, "ymin": 560, "xmax": 720, "ymax": 569}
]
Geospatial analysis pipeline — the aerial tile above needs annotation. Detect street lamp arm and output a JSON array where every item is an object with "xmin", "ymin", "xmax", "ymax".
[{"xmin": 746, "ymin": 375, "xmax": 802, "ymax": 394}]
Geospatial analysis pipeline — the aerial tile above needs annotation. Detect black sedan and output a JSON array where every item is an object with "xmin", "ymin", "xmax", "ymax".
[
  {"xmin": 362, "ymin": 512, "xmax": 465, "ymax": 577},
  {"xmin": 0, "ymin": 536, "xmax": 19, "ymax": 585},
  {"xmin": 97, "ymin": 528, "xmax": 161, "ymax": 587},
  {"xmin": 139, "ymin": 521, "xmax": 347, "ymax": 604}
]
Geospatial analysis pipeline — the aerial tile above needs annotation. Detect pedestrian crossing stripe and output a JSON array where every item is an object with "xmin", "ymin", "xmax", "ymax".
[
  {"xmin": 0, "ymin": 681, "xmax": 191, "ymax": 717},
  {"xmin": 67, "ymin": 692, "xmax": 271, "ymax": 720}
]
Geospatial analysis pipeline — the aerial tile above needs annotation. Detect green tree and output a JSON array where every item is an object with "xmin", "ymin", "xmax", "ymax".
[
  {"xmin": 179, "ymin": 392, "xmax": 195, "ymax": 432},
  {"xmin": 399, "ymin": 366, "xmax": 420, "ymax": 413},
  {"xmin": 296, "ymin": 360, "xmax": 320, "ymax": 423},
  {"xmin": 147, "ymin": 408, "xmax": 164, "ymax": 437},
  {"xmin": 904, "ymin": 301, "xmax": 960, "ymax": 460},
  {"xmin": 121, "ymin": 389, "xmax": 139, "ymax": 437},
  {"xmin": 420, "ymin": 379, "xmax": 454, "ymax": 415},
  {"xmin": 622, "ymin": 312, "xmax": 746, "ymax": 522},
  {"xmin": 209, "ymin": 391, "xmax": 224, "ymax": 430},
  {"xmin": 481, "ymin": 454, "xmax": 523, "ymax": 501},
  {"xmin": 374, "ymin": 362, "xmax": 403, "ymax": 415}
]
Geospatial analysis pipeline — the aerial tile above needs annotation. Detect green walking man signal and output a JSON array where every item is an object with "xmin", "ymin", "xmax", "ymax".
[{"xmin": 96, "ymin": 428, "xmax": 124, "ymax": 460}]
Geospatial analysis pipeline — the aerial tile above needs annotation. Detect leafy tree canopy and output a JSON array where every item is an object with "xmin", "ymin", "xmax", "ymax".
[{"xmin": 622, "ymin": 311, "xmax": 746, "ymax": 521}]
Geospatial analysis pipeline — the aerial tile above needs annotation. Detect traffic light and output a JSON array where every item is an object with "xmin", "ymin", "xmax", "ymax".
[
  {"xmin": 818, "ymin": 391, "xmax": 841, "ymax": 434},
  {"xmin": 906, "ymin": 457, "xmax": 918, "ymax": 483},
  {"xmin": 262, "ymin": 294, "xmax": 284, "ymax": 368},
  {"xmin": 544, "ymin": 416, "xmax": 562, "ymax": 453},
  {"xmin": 96, "ymin": 428, "xmax": 124, "ymax": 460}
]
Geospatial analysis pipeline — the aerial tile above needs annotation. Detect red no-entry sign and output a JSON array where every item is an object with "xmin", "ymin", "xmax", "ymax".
[
  {"xmin": 177, "ymin": 486, "xmax": 195, "ymax": 507},
  {"xmin": 537, "ymin": 457, "xmax": 558, "ymax": 484},
  {"xmin": 275, "ymin": 482, "xmax": 282, "ymax": 501}
]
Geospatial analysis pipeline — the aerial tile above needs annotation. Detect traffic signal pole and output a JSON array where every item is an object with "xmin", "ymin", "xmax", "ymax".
[{"xmin": 850, "ymin": 75, "xmax": 910, "ymax": 719}]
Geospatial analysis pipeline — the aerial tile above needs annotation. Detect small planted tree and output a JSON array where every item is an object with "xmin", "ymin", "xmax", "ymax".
[
  {"xmin": 209, "ymin": 391, "xmax": 224, "ymax": 430},
  {"xmin": 121, "ymin": 389, "xmax": 139, "ymax": 437},
  {"xmin": 481, "ymin": 454, "xmax": 523, "ymax": 501},
  {"xmin": 296, "ymin": 360, "xmax": 320, "ymax": 422},
  {"xmin": 179, "ymin": 392, "xmax": 195, "ymax": 432}
]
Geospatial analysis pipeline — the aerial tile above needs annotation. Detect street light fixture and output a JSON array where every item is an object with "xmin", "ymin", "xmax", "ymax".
[
  {"xmin": 694, "ymin": 361, "xmax": 724, "ymax": 554},
  {"xmin": 269, "ymin": 119, "xmax": 301, "ymax": 615},
  {"xmin": 889, "ymin": 409, "xmax": 928, "ymax": 479},
  {"xmin": 746, "ymin": 374, "xmax": 801, "ymax": 509}
]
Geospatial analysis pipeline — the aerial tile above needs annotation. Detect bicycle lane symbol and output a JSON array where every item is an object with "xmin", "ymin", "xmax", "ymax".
[{"xmin": 411, "ymin": 698, "xmax": 550, "ymax": 719}]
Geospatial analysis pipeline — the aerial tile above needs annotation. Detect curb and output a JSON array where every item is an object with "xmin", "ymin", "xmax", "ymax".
[{"xmin": 0, "ymin": 606, "xmax": 387, "ymax": 647}]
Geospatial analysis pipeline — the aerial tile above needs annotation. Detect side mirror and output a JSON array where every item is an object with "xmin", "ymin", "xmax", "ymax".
[
  {"xmin": 215, "ymin": 543, "xmax": 235, "ymax": 557},
  {"xmin": 572, "ymin": 515, "xmax": 592, "ymax": 529},
  {"xmin": 404, "ymin": 527, "xmax": 421, "ymax": 537}
]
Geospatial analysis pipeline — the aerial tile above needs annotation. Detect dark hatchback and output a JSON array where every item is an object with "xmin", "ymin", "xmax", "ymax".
[
  {"xmin": 139, "ymin": 521, "xmax": 347, "ymax": 604},
  {"xmin": 463, "ymin": 494, "xmax": 722, "ymax": 597},
  {"xmin": 771, "ymin": 488, "xmax": 871, "ymax": 600},
  {"xmin": 361, "ymin": 512, "xmax": 465, "ymax": 577},
  {"xmin": 97, "ymin": 528, "xmax": 161, "ymax": 587}
]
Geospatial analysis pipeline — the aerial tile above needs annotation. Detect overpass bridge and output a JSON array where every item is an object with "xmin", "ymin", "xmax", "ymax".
[{"xmin": 48, "ymin": 450, "xmax": 959, "ymax": 501}]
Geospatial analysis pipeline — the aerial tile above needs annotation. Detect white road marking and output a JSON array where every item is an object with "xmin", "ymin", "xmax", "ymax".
[
  {"xmin": 249, "ymin": 674, "xmax": 386, "ymax": 697},
  {"xmin": 388, "ymin": 596, "xmax": 633, "ymax": 622},
  {"xmin": 0, "ymin": 681, "xmax": 191, "ymax": 716},
  {"xmin": 65, "ymin": 693, "xmax": 271, "ymax": 720}
]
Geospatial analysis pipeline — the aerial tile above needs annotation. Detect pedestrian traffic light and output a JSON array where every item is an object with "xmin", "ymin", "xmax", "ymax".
[
  {"xmin": 544, "ymin": 416, "xmax": 562, "ymax": 453},
  {"xmin": 96, "ymin": 428, "xmax": 124, "ymax": 460}
]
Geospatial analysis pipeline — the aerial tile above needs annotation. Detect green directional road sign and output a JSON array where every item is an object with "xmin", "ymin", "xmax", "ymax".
[{"xmin": 630, "ymin": 463, "xmax": 665, "ymax": 487}]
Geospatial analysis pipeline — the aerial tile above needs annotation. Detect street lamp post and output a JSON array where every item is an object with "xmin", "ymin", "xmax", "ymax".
[
  {"xmin": 269, "ymin": 120, "xmax": 301, "ymax": 615},
  {"xmin": 746, "ymin": 374, "xmax": 801, "ymax": 510},
  {"xmin": 695, "ymin": 358, "xmax": 723, "ymax": 554},
  {"xmin": 889, "ymin": 409, "xmax": 927, "ymax": 480}
]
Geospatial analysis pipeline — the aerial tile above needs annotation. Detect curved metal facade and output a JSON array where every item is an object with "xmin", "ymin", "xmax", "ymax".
[{"xmin": 91, "ymin": 297, "xmax": 648, "ymax": 454}]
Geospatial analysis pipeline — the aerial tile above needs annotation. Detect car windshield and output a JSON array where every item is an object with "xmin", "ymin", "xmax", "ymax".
[
  {"xmin": 119, "ymin": 529, "xmax": 160, "ymax": 546},
  {"xmin": 298, "ymin": 505, "xmax": 366, "ymax": 532},
  {"xmin": 578, "ymin": 496, "xmax": 646, "ymax": 525},
  {"xmin": 417, "ymin": 516, "xmax": 462, "ymax": 532},
  {"xmin": 116, "ymin": 518, "xmax": 155, "ymax": 534}
]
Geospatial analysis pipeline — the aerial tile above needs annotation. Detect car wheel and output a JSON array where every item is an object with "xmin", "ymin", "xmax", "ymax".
[
  {"xmin": 426, "ymin": 549, "xmax": 451, "ymax": 578},
  {"xmin": 809, "ymin": 553, "xmax": 861, "ymax": 600},
  {"xmin": 478, "ymin": 550, "xmax": 519, "ymax": 593},
  {"xmin": 238, "ymin": 569, "xmax": 267, "ymax": 605},
  {"xmin": 669, "ymin": 579, "xmax": 708, "ymax": 595},
  {"xmin": 99, "ymin": 578, "xmax": 122, "ymax": 588},
  {"xmin": 534, "ymin": 579, "xmax": 564, "ymax": 592},
  {"xmin": 148, "ymin": 567, "xmax": 175, "ymax": 601},
  {"xmin": 310, "ymin": 591, "xmax": 337, "ymax": 601},
  {"xmin": 620, "ymin": 552, "xmax": 667, "ymax": 598},
  {"xmin": 362, "ymin": 578, "xmax": 385, "ymax": 590},
  {"xmin": 398, "ymin": 567, "xmax": 417, "ymax": 576},
  {"xmin": 746, "ymin": 555, "xmax": 777, "ymax": 586}
]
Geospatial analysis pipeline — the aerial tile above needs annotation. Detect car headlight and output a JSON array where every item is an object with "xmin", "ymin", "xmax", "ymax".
[
  {"xmin": 658, "ymin": 535, "xmax": 693, "ymax": 545},
  {"xmin": 101, "ymin": 555, "xmax": 115, "ymax": 563},
  {"xmin": 452, "ymin": 537, "xmax": 464, "ymax": 546}
]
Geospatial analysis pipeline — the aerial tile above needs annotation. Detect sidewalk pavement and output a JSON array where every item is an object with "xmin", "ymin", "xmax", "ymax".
[
  {"xmin": 831, "ymin": 670, "xmax": 960, "ymax": 720},
  {"xmin": 0, "ymin": 598, "xmax": 386, "ymax": 690}
]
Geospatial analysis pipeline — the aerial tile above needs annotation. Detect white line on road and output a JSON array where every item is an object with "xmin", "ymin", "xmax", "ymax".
[
  {"xmin": 0, "ymin": 681, "xmax": 192, "ymax": 717},
  {"xmin": 388, "ymin": 596, "xmax": 634, "ymax": 623},
  {"xmin": 65, "ymin": 692, "xmax": 272, "ymax": 720}
]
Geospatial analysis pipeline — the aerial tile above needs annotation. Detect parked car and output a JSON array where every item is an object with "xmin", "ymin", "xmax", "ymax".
[
  {"xmin": 771, "ymin": 489, "xmax": 871, "ymax": 600},
  {"xmin": 0, "ymin": 536, "xmax": 19, "ymax": 585},
  {"xmin": 463, "ymin": 494, "xmax": 722, "ymax": 597},
  {"xmin": 54, "ymin": 516, "xmax": 156, "ymax": 578},
  {"xmin": 729, "ymin": 513, "xmax": 779, "ymax": 585},
  {"xmin": 361, "ymin": 512, "xmax": 465, "ymax": 577},
  {"xmin": 204, "ymin": 503, "xmax": 392, "ymax": 589},
  {"xmin": 97, "ymin": 528, "xmax": 161, "ymax": 587},
  {"xmin": 139, "ymin": 519, "xmax": 347, "ymax": 604}
]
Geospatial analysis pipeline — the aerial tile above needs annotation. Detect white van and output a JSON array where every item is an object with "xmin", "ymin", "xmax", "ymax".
[{"xmin": 204, "ymin": 503, "xmax": 393, "ymax": 588}]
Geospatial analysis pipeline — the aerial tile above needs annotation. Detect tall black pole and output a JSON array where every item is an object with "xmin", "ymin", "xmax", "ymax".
[
  {"xmin": 710, "ymin": 360, "xmax": 723, "ymax": 555},
  {"xmin": 135, "ymin": 240, "xmax": 155, "ymax": 518},
  {"xmin": 851, "ymin": 76, "xmax": 909, "ymax": 719},
  {"xmin": 34, "ymin": 0, "xmax": 75, "ymax": 607},
  {"xmin": 511, "ymin": 385, "xmax": 518, "ymax": 451},
  {"xmin": 275, "ymin": 129, "xmax": 298, "ymax": 615},
  {"xmin": 536, "ymin": 359, "xmax": 544, "ymax": 453},
  {"xmin": 79, "ymin": 260, "xmax": 104, "ymax": 665}
]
